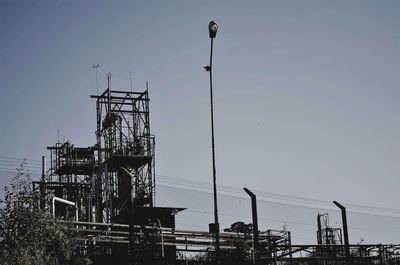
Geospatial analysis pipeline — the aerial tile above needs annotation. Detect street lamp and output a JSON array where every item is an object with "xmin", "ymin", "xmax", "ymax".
[
  {"xmin": 205, "ymin": 20, "xmax": 220, "ymax": 264},
  {"xmin": 209, "ymin": 20, "xmax": 218, "ymax": 38}
]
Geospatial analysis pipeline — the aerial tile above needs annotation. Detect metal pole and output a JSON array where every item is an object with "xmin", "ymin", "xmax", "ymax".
[
  {"xmin": 130, "ymin": 171, "xmax": 136, "ymax": 265},
  {"xmin": 156, "ymin": 219, "xmax": 165, "ymax": 258},
  {"xmin": 244, "ymin": 187, "xmax": 259, "ymax": 264},
  {"xmin": 333, "ymin": 201, "xmax": 351, "ymax": 265},
  {"xmin": 209, "ymin": 36, "xmax": 220, "ymax": 264},
  {"xmin": 95, "ymin": 99, "xmax": 103, "ymax": 223},
  {"xmin": 317, "ymin": 214, "xmax": 324, "ymax": 259},
  {"xmin": 122, "ymin": 167, "xmax": 136, "ymax": 265},
  {"xmin": 41, "ymin": 156, "xmax": 46, "ymax": 181},
  {"xmin": 93, "ymin": 63, "xmax": 99, "ymax": 95}
]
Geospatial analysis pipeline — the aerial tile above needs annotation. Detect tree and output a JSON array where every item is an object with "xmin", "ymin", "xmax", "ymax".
[
  {"xmin": 190, "ymin": 222, "xmax": 253, "ymax": 265},
  {"xmin": 0, "ymin": 163, "xmax": 78, "ymax": 265},
  {"xmin": 223, "ymin": 221, "xmax": 253, "ymax": 235}
]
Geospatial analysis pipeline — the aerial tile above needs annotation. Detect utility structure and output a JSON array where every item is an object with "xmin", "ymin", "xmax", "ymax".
[
  {"xmin": 316, "ymin": 213, "xmax": 343, "ymax": 259},
  {"xmin": 91, "ymin": 73, "xmax": 155, "ymax": 224},
  {"xmin": 33, "ymin": 74, "xmax": 184, "ymax": 264},
  {"xmin": 33, "ymin": 141, "xmax": 94, "ymax": 221},
  {"xmin": 317, "ymin": 213, "xmax": 343, "ymax": 246},
  {"xmin": 30, "ymin": 71, "xmax": 400, "ymax": 264}
]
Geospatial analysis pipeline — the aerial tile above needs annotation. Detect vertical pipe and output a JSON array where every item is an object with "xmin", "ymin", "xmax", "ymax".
[
  {"xmin": 317, "ymin": 214, "xmax": 324, "ymax": 259},
  {"xmin": 122, "ymin": 167, "xmax": 136, "ymax": 265},
  {"xmin": 130, "ymin": 170, "xmax": 136, "ymax": 265},
  {"xmin": 317, "ymin": 214, "xmax": 322, "ymax": 244},
  {"xmin": 156, "ymin": 219, "xmax": 165, "ymax": 258},
  {"xmin": 104, "ymin": 164, "xmax": 110, "ymax": 222},
  {"xmin": 130, "ymin": 72, "xmax": 133, "ymax": 92},
  {"xmin": 119, "ymin": 117, "xmax": 123, "ymax": 151},
  {"xmin": 41, "ymin": 156, "xmax": 46, "ymax": 181},
  {"xmin": 244, "ymin": 187, "xmax": 260, "ymax": 264},
  {"xmin": 107, "ymin": 73, "xmax": 112, "ymax": 113},
  {"xmin": 40, "ymin": 155, "xmax": 47, "ymax": 210},
  {"xmin": 288, "ymin": 231, "xmax": 293, "ymax": 264},
  {"xmin": 96, "ymin": 99, "xmax": 103, "ymax": 222},
  {"xmin": 333, "ymin": 201, "xmax": 351, "ymax": 265},
  {"xmin": 50, "ymin": 150, "xmax": 53, "ymax": 177},
  {"xmin": 93, "ymin": 63, "xmax": 99, "ymax": 95}
]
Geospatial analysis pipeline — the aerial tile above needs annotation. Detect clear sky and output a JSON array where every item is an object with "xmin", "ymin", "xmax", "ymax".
[{"xmin": 1, "ymin": 0, "xmax": 399, "ymax": 212}]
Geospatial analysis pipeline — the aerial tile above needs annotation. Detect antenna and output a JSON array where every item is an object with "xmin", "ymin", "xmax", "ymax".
[
  {"xmin": 57, "ymin": 129, "xmax": 60, "ymax": 143},
  {"xmin": 93, "ymin": 63, "xmax": 100, "ymax": 95},
  {"xmin": 130, "ymin": 72, "xmax": 133, "ymax": 92}
]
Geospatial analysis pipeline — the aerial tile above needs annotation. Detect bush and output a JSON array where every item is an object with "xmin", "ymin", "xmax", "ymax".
[{"xmin": 0, "ymin": 165, "xmax": 78, "ymax": 265}]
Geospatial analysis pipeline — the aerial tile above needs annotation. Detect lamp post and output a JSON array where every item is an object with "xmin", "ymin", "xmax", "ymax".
[{"xmin": 205, "ymin": 20, "xmax": 220, "ymax": 264}]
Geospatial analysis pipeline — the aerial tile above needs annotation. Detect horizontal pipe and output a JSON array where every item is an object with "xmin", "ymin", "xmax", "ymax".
[
  {"xmin": 52, "ymin": 197, "xmax": 78, "ymax": 221},
  {"xmin": 53, "ymin": 197, "xmax": 76, "ymax": 207}
]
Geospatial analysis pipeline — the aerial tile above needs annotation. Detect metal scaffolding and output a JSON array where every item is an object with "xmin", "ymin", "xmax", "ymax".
[
  {"xmin": 33, "ymin": 141, "xmax": 94, "ymax": 221},
  {"xmin": 91, "ymin": 74, "xmax": 155, "ymax": 224},
  {"xmin": 30, "ymin": 73, "xmax": 400, "ymax": 264},
  {"xmin": 33, "ymin": 74, "xmax": 156, "ymax": 225}
]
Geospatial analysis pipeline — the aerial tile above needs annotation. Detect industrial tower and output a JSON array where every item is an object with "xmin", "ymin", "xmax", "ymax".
[
  {"xmin": 34, "ymin": 73, "xmax": 157, "ymax": 224},
  {"xmin": 91, "ymin": 73, "xmax": 155, "ymax": 223}
]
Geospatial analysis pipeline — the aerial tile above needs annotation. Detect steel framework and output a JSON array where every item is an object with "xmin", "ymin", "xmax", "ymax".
[
  {"xmin": 91, "ymin": 74, "xmax": 155, "ymax": 223},
  {"xmin": 33, "ymin": 74, "xmax": 155, "ymax": 226},
  {"xmin": 68, "ymin": 220, "xmax": 400, "ymax": 264},
  {"xmin": 33, "ymin": 141, "xmax": 94, "ymax": 221},
  {"xmin": 30, "ymin": 73, "xmax": 400, "ymax": 264}
]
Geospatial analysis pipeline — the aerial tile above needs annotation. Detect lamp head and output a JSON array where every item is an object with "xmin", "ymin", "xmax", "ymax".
[{"xmin": 208, "ymin": 20, "xmax": 218, "ymax": 39}]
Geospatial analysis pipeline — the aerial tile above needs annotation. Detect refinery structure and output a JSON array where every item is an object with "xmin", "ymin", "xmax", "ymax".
[{"xmin": 30, "ymin": 74, "xmax": 400, "ymax": 265}]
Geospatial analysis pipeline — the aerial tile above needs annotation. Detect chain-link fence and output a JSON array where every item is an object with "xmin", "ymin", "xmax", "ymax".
[
  {"xmin": 1, "ymin": 156, "xmax": 400, "ymax": 246},
  {"xmin": 156, "ymin": 181, "xmax": 400, "ymax": 245}
]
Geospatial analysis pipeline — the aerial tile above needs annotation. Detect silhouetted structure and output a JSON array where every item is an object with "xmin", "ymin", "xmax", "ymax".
[
  {"xmin": 33, "ymin": 74, "xmax": 183, "ymax": 264},
  {"xmin": 31, "ymin": 74, "xmax": 400, "ymax": 265}
]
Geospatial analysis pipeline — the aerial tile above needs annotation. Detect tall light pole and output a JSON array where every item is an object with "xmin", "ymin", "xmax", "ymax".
[{"xmin": 205, "ymin": 20, "xmax": 220, "ymax": 264}]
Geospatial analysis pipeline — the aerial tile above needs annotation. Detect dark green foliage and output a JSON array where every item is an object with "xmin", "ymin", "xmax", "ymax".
[
  {"xmin": 223, "ymin": 221, "xmax": 253, "ymax": 234},
  {"xmin": 0, "ymin": 165, "xmax": 78, "ymax": 265},
  {"xmin": 188, "ymin": 222, "xmax": 254, "ymax": 265}
]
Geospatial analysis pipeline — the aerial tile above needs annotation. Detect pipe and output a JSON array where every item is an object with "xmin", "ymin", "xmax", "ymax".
[
  {"xmin": 156, "ymin": 219, "xmax": 165, "ymax": 258},
  {"xmin": 121, "ymin": 167, "xmax": 137, "ymax": 265},
  {"xmin": 52, "ymin": 196, "xmax": 78, "ymax": 221},
  {"xmin": 244, "ymin": 187, "xmax": 259, "ymax": 265},
  {"xmin": 333, "ymin": 201, "xmax": 351, "ymax": 265},
  {"xmin": 41, "ymin": 156, "xmax": 46, "ymax": 181}
]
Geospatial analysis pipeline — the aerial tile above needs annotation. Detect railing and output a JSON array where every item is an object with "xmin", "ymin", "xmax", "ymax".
[{"xmin": 65, "ymin": 220, "xmax": 400, "ymax": 262}]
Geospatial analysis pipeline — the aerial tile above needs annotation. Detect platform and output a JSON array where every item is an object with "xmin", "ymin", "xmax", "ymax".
[{"xmin": 103, "ymin": 155, "xmax": 152, "ymax": 171}]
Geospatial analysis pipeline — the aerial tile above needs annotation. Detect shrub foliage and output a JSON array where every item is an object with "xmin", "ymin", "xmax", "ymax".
[{"xmin": 0, "ymin": 165, "xmax": 77, "ymax": 265}]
